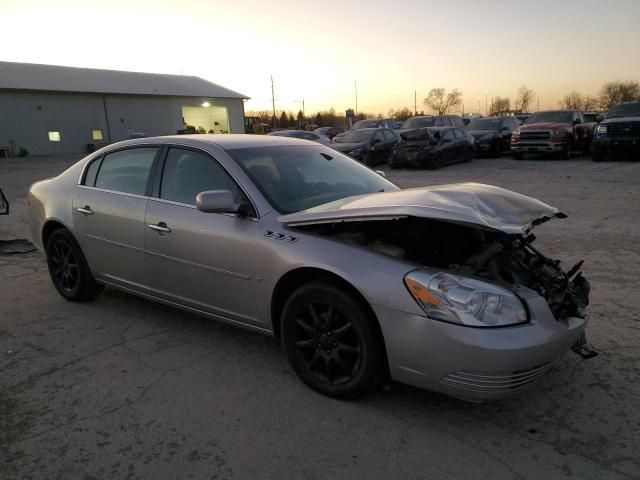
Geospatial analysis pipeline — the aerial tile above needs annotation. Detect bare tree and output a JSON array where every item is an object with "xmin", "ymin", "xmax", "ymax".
[
  {"xmin": 599, "ymin": 80, "xmax": 640, "ymax": 110},
  {"xmin": 559, "ymin": 91, "xmax": 600, "ymax": 111},
  {"xmin": 423, "ymin": 88, "xmax": 463, "ymax": 115},
  {"xmin": 491, "ymin": 96, "xmax": 511, "ymax": 115},
  {"xmin": 388, "ymin": 107, "xmax": 413, "ymax": 121},
  {"xmin": 515, "ymin": 86, "xmax": 535, "ymax": 112},
  {"xmin": 559, "ymin": 91, "xmax": 585, "ymax": 109}
]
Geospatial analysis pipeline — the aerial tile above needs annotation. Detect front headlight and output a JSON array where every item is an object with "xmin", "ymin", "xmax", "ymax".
[
  {"xmin": 349, "ymin": 148, "xmax": 362, "ymax": 157},
  {"xmin": 404, "ymin": 271, "xmax": 527, "ymax": 327},
  {"xmin": 596, "ymin": 125, "xmax": 607, "ymax": 136},
  {"xmin": 551, "ymin": 129, "xmax": 566, "ymax": 137}
]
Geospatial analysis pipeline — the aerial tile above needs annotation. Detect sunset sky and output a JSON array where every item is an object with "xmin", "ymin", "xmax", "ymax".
[{"xmin": 3, "ymin": 0, "xmax": 640, "ymax": 116}]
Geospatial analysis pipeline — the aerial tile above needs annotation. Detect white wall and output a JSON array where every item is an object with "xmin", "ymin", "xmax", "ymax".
[{"xmin": 0, "ymin": 91, "xmax": 246, "ymax": 155}]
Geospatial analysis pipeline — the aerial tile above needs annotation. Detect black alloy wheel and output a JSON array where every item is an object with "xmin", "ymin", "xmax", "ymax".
[
  {"xmin": 46, "ymin": 229, "xmax": 103, "ymax": 301},
  {"xmin": 281, "ymin": 282, "xmax": 382, "ymax": 398}
]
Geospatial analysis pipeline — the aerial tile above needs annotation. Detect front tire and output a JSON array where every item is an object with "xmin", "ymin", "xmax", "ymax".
[
  {"xmin": 562, "ymin": 141, "xmax": 573, "ymax": 160},
  {"xmin": 45, "ymin": 229, "xmax": 103, "ymax": 301},
  {"xmin": 592, "ymin": 148, "xmax": 606, "ymax": 162},
  {"xmin": 281, "ymin": 281, "xmax": 382, "ymax": 399}
]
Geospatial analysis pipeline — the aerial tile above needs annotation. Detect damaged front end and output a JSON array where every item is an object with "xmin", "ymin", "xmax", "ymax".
[
  {"xmin": 298, "ymin": 217, "xmax": 593, "ymax": 351},
  {"xmin": 280, "ymin": 183, "xmax": 597, "ymax": 361}
]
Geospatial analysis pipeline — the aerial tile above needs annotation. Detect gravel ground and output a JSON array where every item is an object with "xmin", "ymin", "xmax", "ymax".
[{"xmin": 1, "ymin": 151, "xmax": 639, "ymax": 480}]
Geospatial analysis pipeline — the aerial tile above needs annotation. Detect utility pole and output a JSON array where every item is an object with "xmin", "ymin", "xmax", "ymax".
[
  {"xmin": 414, "ymin": 90, "xmax": 417, "ymax": 116},
  {"xmin": 355, "ymin": 80, "xmax": 358, "ymax": 117},
  {"xmin": 270, "ymin": 75, "xmax": 276, "ymax": 129}
]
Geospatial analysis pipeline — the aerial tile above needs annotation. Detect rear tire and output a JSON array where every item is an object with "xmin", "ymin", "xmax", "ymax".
[
  {"xmin": 45, "ymin": 229, "xmax": 103, "ymax": 301},
  {"xmin": 281, "ymin": 281, "xmax": 382, "ymax": 399},
  {"xmin": 425, "ymin": 155, "xmax": 442, "ymax": 170},
  {"xmin": 512, "ymin": 152, "xmax": 524, "ymax": 160}
]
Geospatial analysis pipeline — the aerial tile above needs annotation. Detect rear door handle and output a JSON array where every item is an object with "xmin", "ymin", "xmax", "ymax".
[
  {"xmin": 148, "ymin": 222, "xmax": 171, "ymax": 234},
  {"xmin": 76, "ymin": 206, "xmax": 93, "ymax": 215}
]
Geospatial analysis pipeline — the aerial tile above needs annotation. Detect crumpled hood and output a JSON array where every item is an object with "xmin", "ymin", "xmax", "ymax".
[{"xmin": 278, "ymin": 182, "xmax": 566, "ymax": 234}]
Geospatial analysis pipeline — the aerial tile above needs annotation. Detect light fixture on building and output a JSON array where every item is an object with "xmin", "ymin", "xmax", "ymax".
[{"xmin": 202, "ymin": 101, "xmax": 211, "ymax": 107}]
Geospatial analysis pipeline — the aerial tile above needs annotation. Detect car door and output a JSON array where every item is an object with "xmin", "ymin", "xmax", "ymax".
[
  {"xmin": 73, "ymin": 146, "xmax": 160, "ymax": 290},
  {"xmin": 573, "ymin": 112, "xmax": 589, "ymax": 149},
  {"xmin": 369, "ymin": 130, "xmax": 387, "ymax": 165},
  {"xmin": 453, "ymin": 129, "xmax": 470, "ymax": 162},
  {"xmin": 144, "ymin": 146, "xmax": 261, "ymax": 325},
  {"xmin": 382, "ymin": 130, "xmax": 398, "ymax": 158}
]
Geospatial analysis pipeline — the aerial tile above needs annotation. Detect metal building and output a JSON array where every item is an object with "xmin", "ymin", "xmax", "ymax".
[{"xmin": 0, "ymin": 61, "xmax": 249, "ymax": 156}]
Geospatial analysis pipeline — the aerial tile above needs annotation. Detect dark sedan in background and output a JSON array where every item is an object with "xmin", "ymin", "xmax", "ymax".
[
  {"xmin": 467, "ymin": 116, "xmax": 520, "ymax": 156},
  {"xmin": 389, "ymin": 127, "xmax": 474, "ymax": 169},
  {"xmin": 330, "ymin": 128, "xmax": 399, "ymax": 166}
]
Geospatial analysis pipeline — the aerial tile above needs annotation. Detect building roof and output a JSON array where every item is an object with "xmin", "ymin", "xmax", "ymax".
[{"xmin": 0, "ymin": 61, "xmax": 249, "ymax": 99}]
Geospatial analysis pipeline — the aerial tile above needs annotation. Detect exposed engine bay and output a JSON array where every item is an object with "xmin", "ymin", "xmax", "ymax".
[{"xmin": 302, "ymin": 217, "xmax": 590, "ymax": 321}]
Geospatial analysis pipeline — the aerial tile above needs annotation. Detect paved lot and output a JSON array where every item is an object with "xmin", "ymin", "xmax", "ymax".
[{"xmin": 1, "ymin": 151, "xmax": 639, "ymax": 479}]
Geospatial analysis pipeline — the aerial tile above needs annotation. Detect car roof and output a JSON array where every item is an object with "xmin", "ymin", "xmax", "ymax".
[{"xmin": 101, "ymin": 134, "xmax": 320, "ymax": 151}]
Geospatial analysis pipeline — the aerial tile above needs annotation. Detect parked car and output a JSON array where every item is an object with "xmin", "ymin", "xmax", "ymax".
[
  {"xmin": 389, "ymin": 127, "xmax": 474, "ymax": 169},
  {"xmin": 511, "ymin": 110, "xmax": 595, "ymax": 159},
  {"xmin": 313, "ymin": 126, "xmax": 345, "ymax": 140},
  {"xmin": 351, "ymin": 118, "xmax": 399, "ymax": 130},
  {"xmin": 592, "ymin": 101, "xmax": 640, "ymax": 162},
  {"xmin": 267, "ymin": 129, "xmax": 330, "ymax": 145},
  {"xmin": 398, "ymin": 115, "xmax": 466, "ymax": 133},
  {"xmin": 467, "ymin": 116, "xmax": 520, "ymax": 156},
  {"xmin": 330, "ymin": 128, "xmax": 398, "ymax": 165},
  {"xmin": 28, "ymin": 134, "xmax": 594, "ymax": 401}
]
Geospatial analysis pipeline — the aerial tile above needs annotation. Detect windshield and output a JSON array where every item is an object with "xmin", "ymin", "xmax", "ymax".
[
  {"xmin": 525, "ymin": 112, "xmax": 572, "ymax": 124},
  {"xmin": 337, "ymin": 130, "xmax": 374, "ymax": 143},
  {"xmin": 352, "ymin": 120, "xmax": 378, "ymax": 129},
  {"xmin": 228, "ymin": 145, "xmax": 399, "ymax": 214},
  {"xmin": 607, "ymin": 103, "xmax": 640, "ymax": 119},
  {"xmin": 401, "ymin": 117, "xmax": 435, "ymax": 129},
  {"xmin": 468, "ymin": 118, "xmax": 503, "ymax": 130}
]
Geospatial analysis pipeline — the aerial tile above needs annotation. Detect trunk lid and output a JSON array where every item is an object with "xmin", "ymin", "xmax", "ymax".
[{"xmin": 278, "ymin": 183, "xmax": 565, "ymax": 234}]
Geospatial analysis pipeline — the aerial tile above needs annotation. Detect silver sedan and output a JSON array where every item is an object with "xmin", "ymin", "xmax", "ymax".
[{"xmin": 28, "ymin": 135, "xmax": 594, "ymax": 401}]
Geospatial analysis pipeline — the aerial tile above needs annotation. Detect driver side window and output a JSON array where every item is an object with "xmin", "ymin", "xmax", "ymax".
[
  {"xmin": 372, "ymin": 130, "xmax": 385, "ymax": 143},
  {"xmin": 160, "ymin": 148, "xmax": 244, "ymax": 208}
]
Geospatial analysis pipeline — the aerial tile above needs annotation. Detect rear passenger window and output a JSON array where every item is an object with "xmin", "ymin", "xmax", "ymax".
[
  {"xmin": 453, "ymin": 129, "xmax": 465, "ymax": 139},
  {"xmin": 83, "ymin": 156, "xmax": 103, "ymax": 187},
  {"xmin": 160, "ymin": 148, "xmax": 242, "ymax": 206},
  {"xmin": 94, "ymin": 148, "xmax": 158, "ymax": 195}
]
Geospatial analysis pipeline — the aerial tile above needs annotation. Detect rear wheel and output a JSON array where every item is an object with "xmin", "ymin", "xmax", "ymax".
[
  {"xmin": 512, "ymin": 152, "xmax": 524, "ymax": 160},
  {"xmin": 281, "ymin": 282, "xmax": 382, "ymax": 399},
  {"xmin": 45, "ymin": 229, "xmax": 103, "ymax": 301},
  {"xmin": 425, "ymin": 155, "xmax": 442, "ymax": 170}
]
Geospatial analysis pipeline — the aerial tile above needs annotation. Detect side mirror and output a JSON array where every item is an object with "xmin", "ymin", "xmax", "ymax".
[
  {"xmin": 501, "ymin": 126, "xmax": 510, "ymax": 131},
  {"xmin": 196, "ymin": 190, "xmax": 239, "ymax": 214},
  {"xmin": 373, "ymin": 138, "xmax": 382, "ymax": 144},
  {"xmin": 573, "ymin": 118, "xmax": 581, "ymax": 125},
  {"xmin": 429, "ymin": 138, "xmax": 438, "ymax": 146},
  {"xmin": 596, "ymin": 115, "xmax": 604, "ymax": 123}
]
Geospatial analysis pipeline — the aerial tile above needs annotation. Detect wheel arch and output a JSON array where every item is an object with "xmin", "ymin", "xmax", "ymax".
[
  {"xmin": 42, "ymin": 219, "xmax": 72, "ymax": 247},
  {"xmin": 270, "ymin": 266, "xmax": 390, "ymax": 379}
]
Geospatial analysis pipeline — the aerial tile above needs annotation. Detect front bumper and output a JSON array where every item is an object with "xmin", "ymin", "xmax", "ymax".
[
  {"xmin": 593, "ymin": 136, "xmax": 640, "ymax": 155},
  {"xmin": 373, "ymin": 288, "xmax": 588, "ymax": 401},
  {"xmin": 511, "ymin": 141, "xmax": 566, "ymax": 154}
]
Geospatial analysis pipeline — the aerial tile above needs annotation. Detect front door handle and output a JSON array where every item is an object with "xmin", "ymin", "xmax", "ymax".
[
  {"xmin": 76, "ymin": 206, "xmax": 93, "ymax": 215},
  {"xmin": 148, "ymin": 222, "xmax": 171, "ymax": 234}
]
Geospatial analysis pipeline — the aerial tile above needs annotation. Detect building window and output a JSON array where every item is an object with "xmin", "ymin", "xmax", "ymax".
[
  {"xmin": 48, "ymin": 131, "xmax": 61, "ymax": 142},
  {"xmin": 92, "ymin": 129, "xmax": 103, "ymax": 141}
]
